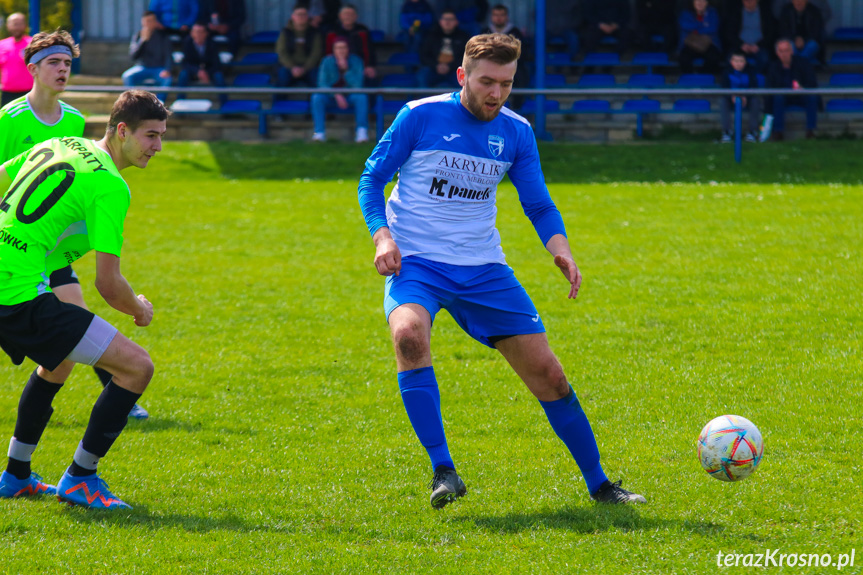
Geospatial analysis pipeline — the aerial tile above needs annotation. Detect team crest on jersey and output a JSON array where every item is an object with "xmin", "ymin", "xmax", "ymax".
[{"xmin": 488, "ymin": 135, "xmax": 504, "ymax": 158}]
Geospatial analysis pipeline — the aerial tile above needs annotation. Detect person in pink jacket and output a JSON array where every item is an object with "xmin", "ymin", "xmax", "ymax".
[{"xmin": 0, "ymin": 13, "xmax": 33, "ymax": 106}]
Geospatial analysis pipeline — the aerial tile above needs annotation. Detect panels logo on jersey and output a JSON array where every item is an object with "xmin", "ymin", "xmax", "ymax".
[{"xmin": 488, "ymin": 135, "xmax": 504, "ymax": 158}]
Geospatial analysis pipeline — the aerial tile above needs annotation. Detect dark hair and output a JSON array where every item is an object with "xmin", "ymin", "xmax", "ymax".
[
  {"xmin": 729, "ymin": 50, "xmax": 746, "ymax": 59},
  {"xmin": 491, "ymin": 4, "xmax": 509, "ymax": 13},
  {"xmin": 143, "ymin": 10, "xmax": 157, "ymax": 18},
  {"xmin": 106, "ymin": 90, "xmax": 170, "ymax": 135},
  {"xmin": 441, "ymin": 9, "xmax": 457, "ymax": 18},
  {"xmin": 463, "ymin": 33, "xmax": 521, "ymax": 73},
  {"xmin": 24, "ymin": 29, "xmax": 80, "ymax": 64}
]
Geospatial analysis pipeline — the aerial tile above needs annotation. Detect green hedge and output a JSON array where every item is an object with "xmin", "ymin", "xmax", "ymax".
[{"xmin": 1, "ymin": 0, "xmax": 73, "ymax": 38}]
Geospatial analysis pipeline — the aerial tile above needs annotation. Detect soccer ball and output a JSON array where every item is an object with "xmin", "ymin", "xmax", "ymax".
[{"xmin": 697, "ymin": 415, "xmax": 764, "ymax": 482}]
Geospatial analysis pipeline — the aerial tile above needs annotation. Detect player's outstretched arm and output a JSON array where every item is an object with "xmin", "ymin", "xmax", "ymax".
[
  {"xmin": 94, "ymin": 251, "xmax": 153, "ymax": 326},
  {"xmin": 546, "ymin": 234, "xmax": 582, "ymax": 300},
  {"xmin": 373, "ymin": 227, "xmax": 402, "ymax": 277}
]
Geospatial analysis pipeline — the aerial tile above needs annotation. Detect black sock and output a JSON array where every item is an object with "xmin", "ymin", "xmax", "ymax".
[
  {"xmin": 93, "ymin": 367, "xmax": 113, "ymax": 387},
  {"xmin": 6, "ymin": 370, "xmax": 63, "ymax": 479},
  {"xmin": 6, "ymin": 458, "xmax": 31, "ymax": 480},
  {"xmin": 78, "ymin": 381, "xmax": 141, "ymax": 464}
]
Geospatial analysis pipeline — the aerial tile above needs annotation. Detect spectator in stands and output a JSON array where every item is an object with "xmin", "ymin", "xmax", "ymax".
[
  {"xmin": 0, "ymin": 13, "xmax": 32, "ymax": 106},
  {"xmin": 311, "ymin": 37, "xmax": 368, "ymax": 143},
  {"xmin": 299, "ymin": 0, "xmax": 342, "ymax": 34},
  {"xmin": 326, "ymin": 4, "xmax": 377, "ymax": 83},
  {"xmin": 482, "ymin": 4, "xmax": 528, "ymax": 108},
  {"xmin": 635, "ymin": 0, "xmax": 678, "ymax": 54},
  {"xmin": 148, "ymin": 0, "xmax": 200, "ymax": 36},
  {"xmin": 177, "ymin": 22, "xmax": 226, "ymax": 104},
  {"xmin": 719, "ymin": 51, "xmax": 762, "ymax": 142},
  {"xmin": 580, "ymin": 0, "xmax": 632, "ymax": 58},
  {"xmin": 677, "ymin": 0, "xmax": 722, "ymax": 74},
  {"xmin": 418, "ymin": 10, "xmax": 469, "ymax": 88},
  {"xmin": 765, "ymin": 37, "xmax": 817, "ymax": 140},
  {"xmin": 723, "ymin": 0, "xmax": 776, "ymax": 73},
  {"xmin": 435, "ymin": 0, "xmax": 489, "ymax": 36},
  {"xmin": 399, "ymin": 0, "xmax": 435, "ymax": 54},
  {"xmin": 277, "ymin": 5, "xmax": 323, "ymax": 88},
  {"xmin": 197, "ymin": 0, "xmax": 246, "ymax": 55},
  {"xmin": 777, "ymin": 0, "xmax": 824, "ymax": 64},
  {"xmin": 771, "ymin": 0, "xmax": 830, "ymax": 25},
  {"xmin": 122, "ymin": 11, "xmax": 173, "ymax": 100}
]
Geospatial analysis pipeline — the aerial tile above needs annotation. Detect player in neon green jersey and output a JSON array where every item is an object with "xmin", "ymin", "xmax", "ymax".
[
  {"xmin": 0, "ymin": 29, "xmax": 149, "ymax": 418},
  {"xmin": 0, "ymin": 90, "xmax": 168, "ymax": 509}
]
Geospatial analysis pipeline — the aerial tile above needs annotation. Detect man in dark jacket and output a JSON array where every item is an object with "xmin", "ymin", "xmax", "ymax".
[
  {"xmin": 197, "ymin": 0, "xmax": 246, "ymax": 55},
  {"xmin": 277, "ymin": 5, "xmax": 323, "ymax": 87},
  {"xmin": 766, "ymin": 38, "xmax": 817, "ymax": 140},
  {"xmin": 581, "ymin": 0, "xmax": 632, "ymax": 56},
  {"xmin": 326, "ymin": 4, "xmax": 377, "ymax": 82},
  {"xmin": 418, "ymin": 10, "xmax": 470, "ymax": 88},
  {"xmin": 481, "ymin": 4, "xmax": 527, "ymax": 107},
  {"xmin": 777, "ymin": 0, "xmax": 824, "ymax": 63},
  {"xmin": 177, "ymin": 22, "xmax": 227, "ymax": 103},
  {"xmin": 722, "ymin": 0, "xmax": 776, "ymax": 72},
  {"xmin": 122, "ymin": 11, "xmax": 173, "ymax": 100}
]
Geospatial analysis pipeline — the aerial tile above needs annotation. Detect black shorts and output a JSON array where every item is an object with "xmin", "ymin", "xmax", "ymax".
[
  {"xmin": 49, "ymin": 265, "xmax": 79, "ymax": 288},
  {"xmin": 0, "ymin": 293, "xmax": 95, "ymax": 371}
]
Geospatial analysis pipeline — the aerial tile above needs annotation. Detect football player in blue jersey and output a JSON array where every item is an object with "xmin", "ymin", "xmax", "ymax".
[{"xmin": 358, "ymin": 33, "xmax": 646, "ymax": 509}]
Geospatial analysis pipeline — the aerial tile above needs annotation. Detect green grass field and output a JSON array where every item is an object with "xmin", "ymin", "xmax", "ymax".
[{"xmin": 0, "ymin": 140, "xmax": 860, "ymax": 574}]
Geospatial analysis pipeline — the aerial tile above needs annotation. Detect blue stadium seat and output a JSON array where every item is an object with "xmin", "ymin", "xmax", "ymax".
[
  {"xmin": 581, "ymin": 52, "xmax": 620, "ymax": 67},
  {"xmin": 546, "ymin": 52, "xmax": 572, "ymax": 66},
  {"xmin": 544, "ymin": 74, "xmax": 567, "ymax": 88},
  {"xmin": 270, "ymin": 100, "xmax": 310, "ymax": 114},
  {"xmin": 387, "ymin": 52, "xmax": 420, "ymax": 69},
  {"xmin": 572, "ymin": 99, "xmax": 611, "ymax": 112},
  {"xmin": 829, "ymin": 73, "xmax": 863, "ymax": 87},
  {"xmin": 519, "ymin": 99, "xmax": 562, "ymax": 114},
  {"xmin": 576, "ymin": 74, "xmax": 617, "ymax": 88},
  {"xmin": 220, "ymin": 100, "xmax": 263, "ymax": 113},
  {"xmin": 548, "ymin": 34, "xmax": 566, "ymax": 47},
  {"xmin": 826, "ymin": 99, "xmax": 863, "ymax": 112},
  {"xmin": 632, "ymin": 52, "xmax": 670, "ymax": 67},
  {"xmin": 622, "ymin": 99, "xmax": 662, "ymax": 112},
  {"xmin": 381, "ymin": 100, "xmax": 409, "ymax": 114},
  {"xmin": 676, "ymin": 74, "xmax": 717, "ymax": 88},
  {"xmin": 627, "ymin": 74, "xmax": 665, "ymax": 88},
  {"xmin": 380, "ymin": 73, "xmax": 418, "ymax": 88},
  {"xmin": 830, "ymin": 51, "xmax": 863, "ymax": 65},
  {"xmin": 672, "ymin": 99, "xmax": 711, "ymax": 113},
  {"xmin": 233, "ymin": 52, "xmax": 278, "ymax": 66},
  {"xmin": 232, "ymin": 73, "xmax": 272, "ymax": 87},
  {"xmin": 370, "ymin": 30, "xmax": 386, "ymax": 43},
  {"xmin": 248, "ymin": 30, "xmax": 280, "ymax": 44},
  {"xmin": 832, "ymin": 28, "xmax": 863, "ymax": 42}
]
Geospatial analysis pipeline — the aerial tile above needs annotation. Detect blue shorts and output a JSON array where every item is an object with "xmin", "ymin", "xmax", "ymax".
[{"xmin": 384, "ymin": 256, "xmax": 545, "ymax": 348}]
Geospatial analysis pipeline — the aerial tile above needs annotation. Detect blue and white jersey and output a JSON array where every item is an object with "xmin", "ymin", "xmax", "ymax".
[{"xmin": 358, "ymin": 91, "xmax": 565, "ymax": 266}]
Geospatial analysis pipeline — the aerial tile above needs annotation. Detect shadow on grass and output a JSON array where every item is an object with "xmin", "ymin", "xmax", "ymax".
[
  {"xmin": 456, "ymin": 505, "xmax": 724, "ymax": 536},
  {"xmin": 202, "ymin": 140, "xmax": 863, "ymax": 185},
  {"xmin": 59, "ymin": 504, "xmax": 294, "ymax": 534}
]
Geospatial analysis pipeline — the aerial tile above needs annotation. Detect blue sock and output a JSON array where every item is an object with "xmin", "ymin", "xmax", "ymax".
[
  {"xmin": 540, "ymin": 386, "xmax": 609, "ymax": 494},
  {"xmin": 397, "ymin": 366, "xmax": 454, "ymax": 471}
]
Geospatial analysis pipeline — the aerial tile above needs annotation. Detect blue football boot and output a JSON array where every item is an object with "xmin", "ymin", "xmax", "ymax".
[
  {"xmin": 0, "ymin": 471, "xmax": 57, "ymax": 498},
  {"xmin": 56, "ymin": 471, "xmax": 132, "ymax": 510}
]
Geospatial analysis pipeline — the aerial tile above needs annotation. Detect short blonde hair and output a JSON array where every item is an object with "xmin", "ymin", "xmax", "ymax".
[{"xmin": 462, "ymin": 33, "xmax": 521, "ymax": 74}]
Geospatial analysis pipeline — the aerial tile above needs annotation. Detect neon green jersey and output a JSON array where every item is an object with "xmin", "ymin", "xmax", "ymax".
[
  {"xmin": 0, "ymin": 137, "xmax": 130, "ymax": 305},
  {"xmin": 0, "ymin": 96, "xmax": 86, "ymax": 164}
]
